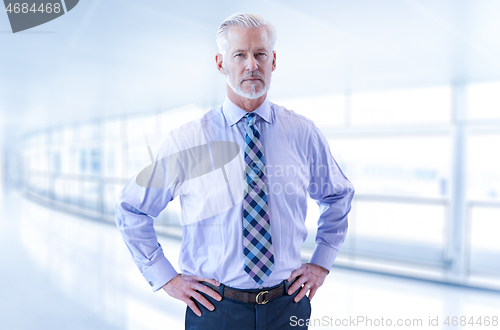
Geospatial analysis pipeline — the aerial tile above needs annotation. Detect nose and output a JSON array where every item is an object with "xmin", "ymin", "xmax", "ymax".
[{"xmin": 245, "ymin": 55, "xmax": 258, "ymax": 71}]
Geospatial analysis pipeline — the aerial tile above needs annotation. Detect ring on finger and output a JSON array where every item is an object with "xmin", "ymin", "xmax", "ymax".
[{"xmin": 304, "ymin": 283, "xmax": 311, "ymax": 289}]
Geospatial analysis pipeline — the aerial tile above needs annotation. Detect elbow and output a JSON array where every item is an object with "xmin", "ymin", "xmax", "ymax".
[
  {"xmin": 337, "ymin": 180, "xmax": 354, "ymax": 199},
  {"xmin": 348, "ymin": 182, "xmax": 355, "ymax": 198},
  {"xmin": 115, "ymin": 200, "xmax": 147, "ymax": 230}
]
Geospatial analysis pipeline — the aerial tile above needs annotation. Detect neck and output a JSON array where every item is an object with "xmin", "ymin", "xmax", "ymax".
[{"xmin": 226, "ymin": 85, "xmax": 267, "ymax": 112}]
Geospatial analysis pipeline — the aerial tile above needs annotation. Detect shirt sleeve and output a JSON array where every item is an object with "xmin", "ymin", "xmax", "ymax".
[
  {"xmin": 307, "ymin": 126, "xmax": 355, "ymax": 272},
  {"xmin": 115, "ymin": 134, "xmax": 184, "ymax": 292}
]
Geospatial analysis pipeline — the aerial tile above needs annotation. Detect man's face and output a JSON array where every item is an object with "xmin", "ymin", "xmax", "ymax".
[{"xmin": 218, "ymin": 26, "xmax": 276, "ymax": 100}]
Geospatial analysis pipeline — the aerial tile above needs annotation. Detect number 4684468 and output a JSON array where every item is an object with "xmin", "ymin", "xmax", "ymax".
[
  {"xmin": 444, "ymin": 316, "xmax": 498, "ymax": 327},
  {"xmin": 5, "ymin": 3, "xmax": 61, "ymax": 14}
]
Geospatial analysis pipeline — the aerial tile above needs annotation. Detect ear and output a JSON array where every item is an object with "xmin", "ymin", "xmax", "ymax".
[
  {"xmin": 271, "ymin": 51, "xmax": 277, "ymax": 72},
  {"xmin": 216, "ymin": 53, "xmax": 225, "ymax": 74}
]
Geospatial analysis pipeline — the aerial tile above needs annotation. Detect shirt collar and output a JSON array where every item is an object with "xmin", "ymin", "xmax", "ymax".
[{"xmin": 222, "ymin": 96, "xmax": 273, "ymax": 127}]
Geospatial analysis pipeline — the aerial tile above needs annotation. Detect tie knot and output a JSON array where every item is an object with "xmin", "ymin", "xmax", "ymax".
[{"xmin": 246, "ymin": 113, "xmax": 257, "ymax": 126}]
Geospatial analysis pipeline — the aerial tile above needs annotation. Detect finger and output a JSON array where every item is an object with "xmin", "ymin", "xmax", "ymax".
[
  {"xmin": 308, "ymin": 287, "xmax": 318, "ymax": 301},
  {"xmin": 287, "ymin": 276, "xmax": 308, "ymax": 295},
  {"xmin": 194, "ymin": 282, "xmax": 222, "ymax": 301},
  {"xmin": 294, "ymin": 285, "xmax": 309, "ymax": 303},
  {"xmin": 192, "ymin": 291, "xmax": 215, "ymax": 312},
  {"xmin": 185, "ymin": 298, "xmax": 202, "ymax": 317},
  {"xmin": 287, "ymin": 265, "xmax": 305, "ymax": 281},
  {"xmin": 193, "ymin": 276, "xmax": 220, "ymax": 287},
  {"xmin": 287, "ymin": 267, "xmax": 301, "ymax": 281}
]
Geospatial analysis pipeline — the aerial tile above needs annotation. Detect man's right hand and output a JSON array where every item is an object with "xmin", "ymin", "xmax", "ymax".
[{"xmin": 162, "ymin": 274, "xmax": 222, "ymax": 317}]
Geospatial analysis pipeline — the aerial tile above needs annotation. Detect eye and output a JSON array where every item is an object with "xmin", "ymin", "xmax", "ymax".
[{"xmin": 234, "ymin": 53, "xmax": 243, "ymax": 58}]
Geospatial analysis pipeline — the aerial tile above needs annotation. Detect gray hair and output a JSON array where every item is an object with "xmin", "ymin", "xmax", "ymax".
[{"xmin": 216, "ymin": 13, "xmax": 277, "ymax": 56}]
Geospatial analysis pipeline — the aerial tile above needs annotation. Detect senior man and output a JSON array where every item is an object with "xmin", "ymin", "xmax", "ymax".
[{"xmin": 116, "ymin": 13, "xmax": 354, "ymax": 330}]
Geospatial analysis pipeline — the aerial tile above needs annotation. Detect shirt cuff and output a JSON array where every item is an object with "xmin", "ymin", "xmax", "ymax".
[
  {"xmin": 309, "ymin": 243, "xmax": 339, "ymax": 272},
  {"xmin": 141, "ymin": 257, "xmax": 178, "ymax": 292}
]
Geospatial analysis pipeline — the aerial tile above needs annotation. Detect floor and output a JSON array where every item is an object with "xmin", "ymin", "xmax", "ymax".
[{"xmin": 0, "ymin": 188, "xmax": 499, "ymax": 330}]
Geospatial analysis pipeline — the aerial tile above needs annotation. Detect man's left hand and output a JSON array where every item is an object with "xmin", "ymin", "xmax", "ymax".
[{"xmin": 287, "ymin": 263, "xmax": 329, "ymax": 302}]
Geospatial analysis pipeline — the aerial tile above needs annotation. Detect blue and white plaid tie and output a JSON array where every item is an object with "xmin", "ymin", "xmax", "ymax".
[{"xmin": 242, "ymin": 113, "xmax": 275, "ymax": 285}]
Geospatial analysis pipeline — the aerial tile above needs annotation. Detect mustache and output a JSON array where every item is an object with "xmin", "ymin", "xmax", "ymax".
[{"xmin": 240, "ymin": 71, "xmax": 265, "ymax": 83}]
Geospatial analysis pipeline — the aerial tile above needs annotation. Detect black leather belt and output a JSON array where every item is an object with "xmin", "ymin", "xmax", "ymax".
[{"xmin": 202, "ymin": 281, "xmax": 288, "ymax": 305}]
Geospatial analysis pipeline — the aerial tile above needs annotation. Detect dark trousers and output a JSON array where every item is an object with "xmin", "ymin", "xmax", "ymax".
[{"xmin": 185, "ymin": 280, "xmax": 311, "ymax": 330}]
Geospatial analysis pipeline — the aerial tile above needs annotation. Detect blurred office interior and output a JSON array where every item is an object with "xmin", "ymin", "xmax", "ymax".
[{"xmin": 1, "ymin": 0, "xmax": 500, "ymax": 329}]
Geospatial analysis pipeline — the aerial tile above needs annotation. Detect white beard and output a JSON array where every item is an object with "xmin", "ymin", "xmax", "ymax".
[{"xmin": 224, "ymin": 64, "xmax": 271, "ymax": 100}]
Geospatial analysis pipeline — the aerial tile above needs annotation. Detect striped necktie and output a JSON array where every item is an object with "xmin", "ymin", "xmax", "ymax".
[{"xmin": 242, "ymin": 112, "xmax": 275, "ymax": 285}]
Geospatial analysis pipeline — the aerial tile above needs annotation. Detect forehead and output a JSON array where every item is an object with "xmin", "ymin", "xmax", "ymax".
[{"xmin": 225, "ymin": 26, "xmax": 271, "ymax": 52}]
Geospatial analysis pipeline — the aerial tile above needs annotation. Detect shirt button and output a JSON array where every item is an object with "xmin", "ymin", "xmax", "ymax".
[{"xmin": 149, "ymin": 281, "xmax": 154, "ymax": 287}]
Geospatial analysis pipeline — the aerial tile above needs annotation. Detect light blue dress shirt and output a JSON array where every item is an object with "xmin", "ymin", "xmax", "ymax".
[{"xmin": 115, "ymin": 97, "xmax": 354, "ymax": 292}]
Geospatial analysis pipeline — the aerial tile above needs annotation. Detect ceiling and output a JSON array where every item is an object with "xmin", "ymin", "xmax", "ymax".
[{"xmin": 1, "ymin": 0, "xmax": 500, "ymax": 137}]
